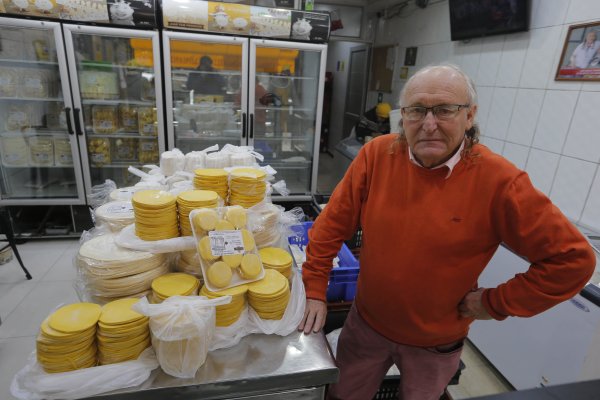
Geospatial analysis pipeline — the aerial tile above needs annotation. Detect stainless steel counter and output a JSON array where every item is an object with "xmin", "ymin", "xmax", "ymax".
[{"xmin": 87, "ymin": 330, "xmax": 338, "ymax": 400}]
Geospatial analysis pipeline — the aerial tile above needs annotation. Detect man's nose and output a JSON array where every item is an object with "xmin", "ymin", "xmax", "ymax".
[{"xmin": 422, "ymin": 110, "xmax": 438, "ymax": 131}]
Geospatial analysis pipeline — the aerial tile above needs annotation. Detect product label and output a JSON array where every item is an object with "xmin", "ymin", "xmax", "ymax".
[
  {"xmin": 106, "ymin": 203, "xmax": 133, "ymax": 214},
  {"xmin": 25, "ymin": 78, "xmax": 41, "ymax": 88},
  {"xmin": 208, "ymin": 230, "xmax": 244, "ymax": 256},
  {"xmin": 141, "ymin": 142, "xmax": 156, "ymax": 151}
]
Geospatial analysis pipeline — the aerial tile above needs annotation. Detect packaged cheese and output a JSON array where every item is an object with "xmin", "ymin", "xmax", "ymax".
[
  {"xmin": 54, "ymin": 137, "xmax": 73, "ymax": 166},
  {"xmin": 0, "ymin": 67, "xmax": 18, "ymax": 97},
  {"xmin": 119, "ymin": 104, "xmax": 138, "ymax": 132},
  {"xmin": 138, "ymin": 139, "xmax": 159, "ymax": 164},
  {"xmin": 1, "ymin": 136, "xmax": 29, "ymax": 166},
  {"xmin": 88, "ymin": 138, "xmax": 111, "ymax": 166},
  {"xmin": 93, "ymin": 105, "xmax": 118, "ymax": 134},
  {"xmin": 28, "ymin": 136, "xmax": 54, "ymax": 166},
  {"xmin": 138, "ymin": 107, "xmax": 157, "ymax": 136},
  {"xmin": 112, "ymin": 138, "xmax": 137, "ymax": 161}
]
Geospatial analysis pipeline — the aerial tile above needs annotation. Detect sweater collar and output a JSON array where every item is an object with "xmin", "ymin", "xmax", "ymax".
[{"xmin": 408, "ymin": 139, "xmax": 465, "ymax": 179}]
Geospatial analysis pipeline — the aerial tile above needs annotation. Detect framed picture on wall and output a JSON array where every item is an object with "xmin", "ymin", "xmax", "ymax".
[{"xmin": 556, "ymin": 21, "xmax": 600, "ymax": 81}]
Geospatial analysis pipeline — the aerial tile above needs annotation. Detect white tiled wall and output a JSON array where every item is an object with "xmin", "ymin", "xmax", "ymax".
[{"xmin": 368, "ymin": 0, "xmax": 600, "ymax": 232}]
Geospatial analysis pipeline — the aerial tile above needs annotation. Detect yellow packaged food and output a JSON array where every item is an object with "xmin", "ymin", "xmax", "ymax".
[
  {"xmin": 119, "ymin": 104, "xmax": 138, "ymax": 132},
  {"xmin": 138, "ymin": 139, "xmax": 159, "ymax": 164},
  {"xmin": 54, "ymin": 137, "xmax": 73, "ymax": 166},
  {"xmin": 138, "ymin": 107, "xmax": 157, "ymax": 136},
  {"xmin": 28, "ymin": 136, "xmax": 54, "ymax": 166},
  {"xmin": 88, "ymin": 138, "xmax": 111, "ymax": 166},
  {"xmin": 93, "ymin": 105, "xmax": 118, "ymax": 134},
  {"xmin": 112, "ymin": 138, "xmax": 137, "ymax": 161}
]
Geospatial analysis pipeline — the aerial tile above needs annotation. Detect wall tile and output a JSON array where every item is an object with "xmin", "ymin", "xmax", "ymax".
[
  {"xmin": 475, "ymin": 86, "xmax": 495, "ymax": 132},
  {"xmin": 480, "ymin": 136, "xmax": 505, "ymax": 154},
  {"xmin": 476, "ymin": 36, "xmax": 505, "ymax": 86},
  {"xmin": 532, "ymin": 90, "xmax": 579, "ymax": 153},
  {"xmin": 455, "ymin": 39, "xmax": 483, "ymax": 79},
  {"xmin": 506, "ymin": 89, "xmax": 545, "ymax": 146},
  {"xmin": 580, "ymin": 166, "xmax": 600, "ymax": 232},
  {"xmin": 496, "ymin": 32, "xmax": 529, "ymax": 87},
  {"xmin": 531, "ymin": 0, "xmax": 569, "ymax": 28},
  {"xmin": 486, "ymin": 87, "xmax": 517, "ymax": 140},
  {"xmin": 565, "ymin": 0, "xmax": 600, "ymax": 24},
  {"xmin": 563, "ymin": 91, "xmax": 600, "ymax": 162},
  {"xmin": 550, "ymin": 156, "xmax": 596, "ymax": 221},
  {"xmin": 503, "ymin": 142, "xmax": 530, "ymax": 170},
  {"xmin": 520, "ymin": 26, "xmax": 563, "ymax": 89},
  {"xmin": 525, "ymin": 149, "xmax": 560, "ymax": 195}
]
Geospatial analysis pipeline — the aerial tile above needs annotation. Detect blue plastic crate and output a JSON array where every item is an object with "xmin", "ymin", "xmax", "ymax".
[{"xmin": 289, "ymin": 221, "xmax": 359, "ymax": 302}]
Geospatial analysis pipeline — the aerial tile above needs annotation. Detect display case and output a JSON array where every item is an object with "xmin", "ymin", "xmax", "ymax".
[
  {"xmin": 0, "ymin": 18, "xmax": 86, "ymax": 205},
  {"xmin": 63, "ymin": 25, "xmax": 165, "ymax": 193},
  {"xmin": 164, "ymin": 32, "xmax": 326, "ymax": 196}
]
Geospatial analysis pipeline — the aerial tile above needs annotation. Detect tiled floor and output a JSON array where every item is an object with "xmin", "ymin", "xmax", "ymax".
[{"xmin": 0, "ymin": 238, "xmax": 512, "ymax": 400}]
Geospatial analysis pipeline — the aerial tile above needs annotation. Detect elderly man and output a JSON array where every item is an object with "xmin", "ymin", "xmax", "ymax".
[
  {"xmin": 569, "ymin": 30, "xmax": 600, "ymax": 68},
  {"xmin": 299, "ymin": 64, "xmax": 595, "ymax": 400}
]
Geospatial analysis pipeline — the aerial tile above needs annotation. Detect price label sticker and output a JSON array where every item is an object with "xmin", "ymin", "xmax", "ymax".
[{"xmin": 208, "ymin": 230, "xmax": 244, "ymax": 256}]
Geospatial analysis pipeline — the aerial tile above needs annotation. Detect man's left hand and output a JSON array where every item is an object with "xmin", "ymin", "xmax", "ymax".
[{"xmin": 458, "ymin": 288, "xmax": 492, "ymax": 320}]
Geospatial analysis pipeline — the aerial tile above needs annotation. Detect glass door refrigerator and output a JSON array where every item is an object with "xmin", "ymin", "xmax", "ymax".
[
  {"xmin": 0, "ymin": 17, "xmax": 86, "ymax": 205},
  {"xmin": 63, "ymin": 25, "xmax": 165, "ymax": 193},
  {"xmin": 249, "ymin": 39, "xmax": 326, "ymax": 195},
  {"xmin": 163, "ymin": 32, "xmax": 248, "ymax": 153},
  {"xmin": 163, "ymin": 33, "xmax": 327, "ymax": 196}
]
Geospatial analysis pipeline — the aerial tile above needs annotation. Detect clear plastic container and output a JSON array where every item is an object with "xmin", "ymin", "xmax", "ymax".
[
  {"xmin": 1, "ymin": 136, "xmax": 29, "ymax": 166},
  {"xmin": 138, "ymin": 139, "xmax": 159, "ymax": 164},
  {"xmin": 138, "ymin": 107, "xmax": 157, "ymax": 136},
  {"xmin": 112, "ymin": 138, "xmax": 137, "ymax": 161},
  {"xmin": 88, "ymin": 137, "xmax": 111, "ymax": 166},
  {"xmin": 54, "ymin": 137, "xmax": 73, "ymax": 166},
  {"xmin": 93, "ymin": 105, "xmax": 119, "ymax": 134},
  {"xmin": 28, "ymin": 136, "xmax": 54, "ymax": 166},
  {"xmin": 119, "ymin": 104, "xmax": 138, "ymax": 132}
]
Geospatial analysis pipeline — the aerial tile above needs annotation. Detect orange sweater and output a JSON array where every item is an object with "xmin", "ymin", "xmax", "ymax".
[{"xmin": 303, "ymin": 134, "xmax": 596, "ymax": 347}]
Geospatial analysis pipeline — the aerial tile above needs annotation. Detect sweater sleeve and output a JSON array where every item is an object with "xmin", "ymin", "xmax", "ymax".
[
  {"xmin": 302, "ymin": 146, "xmax": 369, "ymax": 302},
  {"xmin": 483, "ymin": 172, "xmax": 596, "ymax": 320}
]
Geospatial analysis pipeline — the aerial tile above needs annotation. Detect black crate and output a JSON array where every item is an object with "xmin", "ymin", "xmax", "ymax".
[{"xmin": 373, "ymin": 377, "xmax": 400, "ymax": 399}]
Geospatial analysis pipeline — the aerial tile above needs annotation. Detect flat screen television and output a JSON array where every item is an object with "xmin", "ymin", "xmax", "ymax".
[{"xmin": 449, "ymin": 0, "xmax": 530, "ymax": 41}]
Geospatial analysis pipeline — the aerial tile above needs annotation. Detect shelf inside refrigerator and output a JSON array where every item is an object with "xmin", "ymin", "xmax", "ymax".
[
  {"xmin": 256, "ymin": 73, "xmax": 316, "ymax": 81},
  {"xmin": 0, "ymin": 59, "xmax": 58, "ymax": 66},
  {"xmin": 0, "ymin": 97, "xmax": 64, "ymax": 102},
  {"xmin": 86, "ymin": 133, "xmax": 158, "ymax": 139},
  {"xmin": 81, "ymin": 99, "xmax": 156, "ymax": 106}
]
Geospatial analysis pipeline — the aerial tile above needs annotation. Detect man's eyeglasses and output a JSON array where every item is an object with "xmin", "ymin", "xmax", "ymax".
[{"xmin": 400, "ymin": 104, "xmax": 470, "ymax": 122}]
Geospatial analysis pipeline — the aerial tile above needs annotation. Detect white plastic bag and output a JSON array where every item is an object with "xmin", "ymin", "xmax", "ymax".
[
  {"xmin": 10, "ymin": 347, "xmax": 159, "ymax": 400},
  {"xmin": 247, "ymin": 268, "xmax": 305, "ymax": 335},
  {"xmin": 116, "ymin": 224, "xmax": 196, "ymax": 253},
  {"xmin": 87, "ymin": 179, "xmax": 117, "ymax": 209},
  {"xmin": 210, "ymin": 268, "xmax": 306, "ymax": 351},
  {"xmin": 133, "ymin": 295, "xmax": 231, "ymax": 378}
]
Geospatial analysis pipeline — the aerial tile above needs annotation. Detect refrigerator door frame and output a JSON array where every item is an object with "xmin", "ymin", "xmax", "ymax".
[
  {"xmin": 162, "ymin": 31, "xmax": 249, "ymax": 150},
  {"xmin": 0, "ymin": 17, "xmax": 86, "ymax": 205},
  {"xmin": 62, "ymin": 24, "xmax": 165, "ymax": 198},
  {"xmin": 249, "ymin": 39, "xmax": 327, "ymax": 195}
]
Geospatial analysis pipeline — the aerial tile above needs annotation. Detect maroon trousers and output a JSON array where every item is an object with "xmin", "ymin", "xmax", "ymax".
[{"xmin": 327, "ymin": 305, "xmax": 463, "ymax": 400}]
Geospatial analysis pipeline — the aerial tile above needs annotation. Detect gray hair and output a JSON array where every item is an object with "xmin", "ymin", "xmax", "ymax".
[
  {"xmin": 394, "ymin": 63, "xmax": 480, "ymax": 157},
  {"xmin": 399, "ymin": 63, "xmax": 478, "ymax": 107}
]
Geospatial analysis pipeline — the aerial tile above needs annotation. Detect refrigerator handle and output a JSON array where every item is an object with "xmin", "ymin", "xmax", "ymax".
[
  {"xmin": 242, "ymin": 112, "xmax": 247, "ymax": 138},
  {"xmin": 249, "ymin": 113, "xmax": 254, "ymax": 139},
  {"xmin": 65, "ymin": 107, "xmax": 74, "ymax": 135},
  {"xmin": 73, "ymin": 108, "xmax": 83, "ymax": 136}
]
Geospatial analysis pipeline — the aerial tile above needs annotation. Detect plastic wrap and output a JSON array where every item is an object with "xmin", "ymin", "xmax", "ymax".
[
  {"xmin": 116, "ymin": 224, "xmax": 196, "ymax": 253},
  {"xmin": 132, "ymin": 296, "xmax": 230, "ymax": 378},
  {"xmin": 10, "ymin": 348, "xmax": 159, "ymax": 400},
  {"xmin": 210, "ymin": 268, "xmax": 306, "ymax": 351},
  {"xmin": 160, "ymin": 148, "xmax": 185, "ymax": 176},
  {"xmin": 87, "ymin": 179, "xmax": 117, "ymax": 209},
  {"xmin": 247, "ymin": 203, "xmax": 304, "ymax": 249},
  {"xmin": 75, "ymin": 232, "xmax": 170, "ymax": 304},
  {"xmin": 183, "ymin": 144, "xmax": 219, "ymax": 173},
  {"xmin": 93, "ymin": 201, "xmax": 134, "ymax": 232},
  {"xmin": 189, "ymin": 206, "xmax": 265, "ymax": 291}
]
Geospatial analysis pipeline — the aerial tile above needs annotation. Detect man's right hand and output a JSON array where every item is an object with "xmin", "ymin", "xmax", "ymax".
[{"xmin": 298, "ymin": 299, "xmax": 327, "ymax": 334}]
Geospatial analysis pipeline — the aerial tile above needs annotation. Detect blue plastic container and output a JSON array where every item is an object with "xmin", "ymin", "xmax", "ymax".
[{"xmin": 288, "ymin": 221, "xmax": 360, "ymax": 302}]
